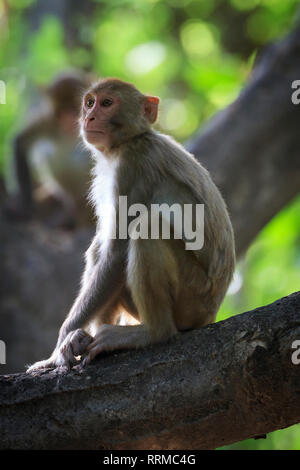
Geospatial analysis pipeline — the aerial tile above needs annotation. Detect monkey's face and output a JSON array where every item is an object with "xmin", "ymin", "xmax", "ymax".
[
  {"xmin": 80, "ymin": 79, "xmax": 160, "ymax": 153},
  {"xmin": 81, "ymin": 91, "xmax": 120, "ymax": 151}
]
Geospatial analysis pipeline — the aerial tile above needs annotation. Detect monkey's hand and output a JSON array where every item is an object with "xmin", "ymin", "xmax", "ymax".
[{"xmin": 26, "ymin": 329, "xmax": 93, "ymax": 373}]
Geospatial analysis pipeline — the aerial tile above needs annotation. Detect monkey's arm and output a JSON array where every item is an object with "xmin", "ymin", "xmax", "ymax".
[
  {"xmin": 12, "ymin": 117, "xmax": 56, "ymax": 216},
  {"xmin": 80, "ymin": 234, "xmax": 100, "ymax": 287},
  {"xmin": 59, "ymin": 235, "xmax": 128, "ymax": 339},
  {"xmin": 27, "ymin": 238, "xmax": 127, "ymax": 372}
]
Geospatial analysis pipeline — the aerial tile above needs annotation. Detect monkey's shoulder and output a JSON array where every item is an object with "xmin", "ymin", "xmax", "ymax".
[{"xmin": 127, "ymin": 131, "xmax": 213, "ymax": 198}]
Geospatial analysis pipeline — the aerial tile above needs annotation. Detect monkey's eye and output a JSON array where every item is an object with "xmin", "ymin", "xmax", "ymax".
[
  {"xmin": 86, "ymin": 97, "xmax": 95, "ymax": 108},
  {"xmin": 101, "ymin": 98, "xmax": 113, "ymax": 107}
]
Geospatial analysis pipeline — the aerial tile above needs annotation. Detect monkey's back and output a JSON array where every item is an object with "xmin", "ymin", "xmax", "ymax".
[{"xmin": 121, "ymin": 130, "xmax": 235, "ymax": 323}]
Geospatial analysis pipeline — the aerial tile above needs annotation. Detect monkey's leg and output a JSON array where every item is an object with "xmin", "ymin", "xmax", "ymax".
[
  {"xmin": 127, "ymin": 238, "xmax": 179, "ymax": 341},
  {"xmin": 80, "ymin": 324, "xmax": 151, "ymax": 367},
  {"xmin": 80, "ymin": 239, "xmax": 179, "ymax": 367}
]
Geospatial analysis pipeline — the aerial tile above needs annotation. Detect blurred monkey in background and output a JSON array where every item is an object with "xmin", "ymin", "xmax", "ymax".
[{"xmin": 9, "ymin": 71, "xmax": 94, "ymax": 227}]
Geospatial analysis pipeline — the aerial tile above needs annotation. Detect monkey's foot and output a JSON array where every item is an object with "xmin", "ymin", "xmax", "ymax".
[
  {"xmin": 78, "ymin": 324, "xmax": 149, "ymax": 369},
  {"xmin": 26, "ymin": 329, "xmax": 93, "ymax": 373}
]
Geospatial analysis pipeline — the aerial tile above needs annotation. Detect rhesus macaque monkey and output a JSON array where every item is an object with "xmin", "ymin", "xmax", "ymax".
[
  {"xmin": 10, "ymin": 71, "xmax": 93, "ymax": 227},
  {"xmin": 27, "ymin": 78, "xmax": 235, "ymax": 372}
]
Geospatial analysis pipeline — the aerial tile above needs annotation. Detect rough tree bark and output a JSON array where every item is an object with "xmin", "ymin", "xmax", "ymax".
[{"xmin": 0, "ymin": 291, "xmax": 299, "ymax": 450}]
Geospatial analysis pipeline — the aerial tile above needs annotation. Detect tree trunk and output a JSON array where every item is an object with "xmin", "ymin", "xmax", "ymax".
[{"xmin": 0, "ymin": 291, "xmax": 299, "ymax": 450}]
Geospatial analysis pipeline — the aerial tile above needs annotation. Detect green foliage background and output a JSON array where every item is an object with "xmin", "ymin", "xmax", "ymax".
[{"xmin": 0, "ymin": 0, "xmax": 299, "ymax": 449}]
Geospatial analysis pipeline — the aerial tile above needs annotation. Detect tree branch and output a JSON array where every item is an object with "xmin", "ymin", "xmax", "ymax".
[{"xmin": 1, "ymin": 291, "xmax": 300, "ymax": 450}]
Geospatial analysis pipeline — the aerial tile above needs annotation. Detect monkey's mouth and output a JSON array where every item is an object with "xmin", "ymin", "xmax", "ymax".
[
  {"xmin": 84, "ymin": 130, "xmax": 105, "ymax": 134},
  {"xmin": 84, "ymin": 129, "xmax": 107, "ymax": 146}
]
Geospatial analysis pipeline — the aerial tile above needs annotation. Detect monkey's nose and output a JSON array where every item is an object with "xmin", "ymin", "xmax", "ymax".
[{"xmin": 84, "ymin": 116, "xmax": 95, "ymax": 130}]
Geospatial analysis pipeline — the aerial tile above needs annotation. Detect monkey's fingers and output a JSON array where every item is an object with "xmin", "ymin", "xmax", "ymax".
[
  {"xmin": 78, "ymin": 345, "xmax": 103, "ymax": 369},
  {"xmin": 69, "ymin": 328, "xmax": 93, "ymax": 356},
  {"xmin": 86, "ymin": 324, "xmax": 116, "ymax": 353},
  {"xmin": 57, "ymin": 328, "xmax": 92, "ymax": 367},
  {"xmin": 86, "ymin": 340, "xmax": 97, "ymax": 352},
  {"xmin": 26, "ymin": 331, "xmax": 93, "ymax": 373},
  {"xmin": 26, "ymin": 358, "xmax": 56, "ymax": 374}
]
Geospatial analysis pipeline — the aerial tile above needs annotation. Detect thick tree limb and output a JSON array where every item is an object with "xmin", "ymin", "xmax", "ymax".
[
  {"xmin": 188, "ymin": 27, "xmax": 300, "ymax": 255},
  {"xmin": 0, "ymin": 291, "xmax": 300, "ymax": 450}
]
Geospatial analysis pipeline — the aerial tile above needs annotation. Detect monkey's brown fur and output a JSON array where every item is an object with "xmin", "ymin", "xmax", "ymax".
[{"xmin": 27, "ymin": 78, "xmax": 235, "ymax": 372}]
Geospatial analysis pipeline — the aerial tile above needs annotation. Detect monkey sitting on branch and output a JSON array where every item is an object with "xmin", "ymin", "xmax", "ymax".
[
  {"xmin": 9, "ymin": 71, "xmax": 94, "ymax": 228},
  {"xmin": 27, "ymin": 78, "xmax": 235, "ymax": 372}
]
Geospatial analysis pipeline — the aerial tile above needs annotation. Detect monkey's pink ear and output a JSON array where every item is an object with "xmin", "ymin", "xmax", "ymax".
[{"xmin": 144, "ymin": 96, "xmax": 160, "ymax": 124}]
